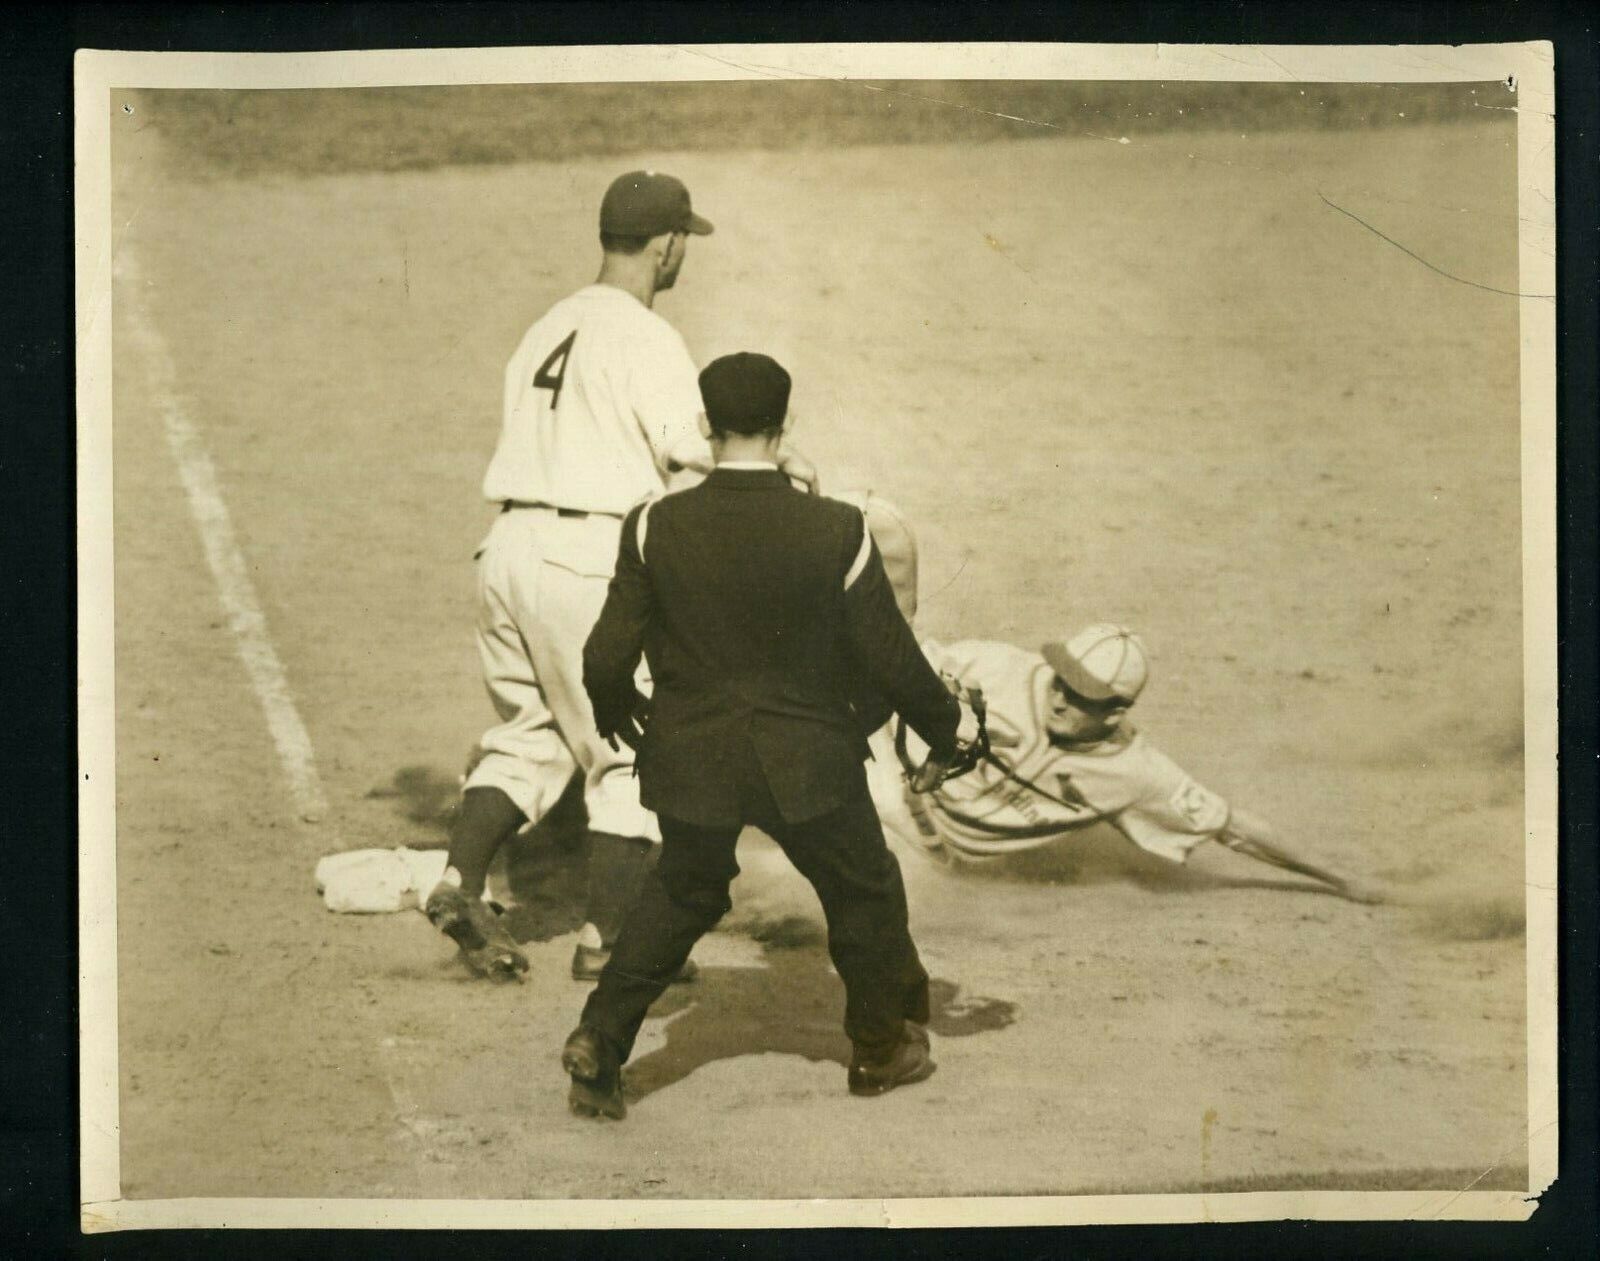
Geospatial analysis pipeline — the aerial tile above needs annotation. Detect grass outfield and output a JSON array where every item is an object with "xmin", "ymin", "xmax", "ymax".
[{"xmin": 132, "ymin": 79, "xmax": 1508, "ymax": 179}]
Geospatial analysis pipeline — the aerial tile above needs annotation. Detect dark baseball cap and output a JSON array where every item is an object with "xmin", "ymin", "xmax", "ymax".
[
  {"xmin": 699, "ymin": 353, "xmax": 791, "ymax": 434},
  {"xmin": 599, "ymin": 170, "xmax": 714, "ymax": 238}
]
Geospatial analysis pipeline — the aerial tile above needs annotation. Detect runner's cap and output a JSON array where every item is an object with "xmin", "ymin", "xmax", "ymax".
[{"xmin": 1042, "ymin": 624, "xmax": 1149, "ymax": 704}]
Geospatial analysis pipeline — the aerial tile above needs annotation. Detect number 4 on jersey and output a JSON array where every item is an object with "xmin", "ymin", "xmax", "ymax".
[{"xmin": 533, "ymin": 331, "xmax": 577, "ymax": 410}]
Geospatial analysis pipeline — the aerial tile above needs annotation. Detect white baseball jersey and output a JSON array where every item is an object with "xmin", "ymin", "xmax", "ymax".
[
  {"xmin": 482, "ymin": 284, "xmax": 705, "ymax": 513},
  {"xmin": 463, "ymin": 282, "xmax": 703, "ymax": 846},
  {"xmin": 893, "ymin": 639, "xmax": 1230, "ymax": 864}
]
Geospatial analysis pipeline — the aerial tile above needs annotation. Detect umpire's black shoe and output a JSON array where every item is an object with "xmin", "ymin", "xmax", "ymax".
[
  {"xmin": 570, "ymin": 941, "xmax": 699, "ymax": 984},
  {"xmin": 847, "ymin": 1025, "xmax": 936, "ymax": 1098},
  {"xmin": 562, "ymin": 1026, "xmax": 626, "ymax": 1121}
]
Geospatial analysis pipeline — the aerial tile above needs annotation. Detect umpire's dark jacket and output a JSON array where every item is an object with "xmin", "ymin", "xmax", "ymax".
[{"xmin": 583, "ymin": 468, "xmax": 959, "ymax": 828}]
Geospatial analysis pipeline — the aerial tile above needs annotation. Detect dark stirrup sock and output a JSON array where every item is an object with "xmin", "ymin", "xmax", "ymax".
[
  {"xmin": 444, "ymin": 786, "xmax": 527, "ymax": 898},
  {"xmin": 585, "ymin": 831, "xmax": 657, "ymax": 947}
]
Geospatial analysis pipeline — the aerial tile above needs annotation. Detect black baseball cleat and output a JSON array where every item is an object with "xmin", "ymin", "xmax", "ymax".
[
  {"xmin": 570, "ymin": 941, "xmax": 699, "ymax": 984},
  {"xmin": 562, "ymin": 1026, "xmax": 626, "ymax": 1120},
  {"xmin": 847, "ymin": 1025, "xmax": 937, "ymax": 1098},
  {"xmin": 425, "ymin": 883, "xmax": 530, "ymax": 981}
]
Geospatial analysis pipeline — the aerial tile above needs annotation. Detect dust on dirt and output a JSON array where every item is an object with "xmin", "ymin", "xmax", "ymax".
[{"xmin": 108, "ymin": 97, "xmax": 1529, "ymax": 1200}]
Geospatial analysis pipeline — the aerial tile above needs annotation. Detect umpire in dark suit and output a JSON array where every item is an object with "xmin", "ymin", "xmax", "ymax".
[{"xmin": 562, "ymin": 352, "xmax": 966, "ymax": 1119}]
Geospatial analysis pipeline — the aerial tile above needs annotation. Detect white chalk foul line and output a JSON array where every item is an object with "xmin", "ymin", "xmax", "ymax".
[{"xmin": 121, "ymin": 251, "xmax": 329, "ymax": 823}]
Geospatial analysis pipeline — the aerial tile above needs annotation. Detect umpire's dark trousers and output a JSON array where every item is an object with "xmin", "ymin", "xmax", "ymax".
[{"xmin": 578, "ymin": 743, "xmax": 929, "ymax": 1065}]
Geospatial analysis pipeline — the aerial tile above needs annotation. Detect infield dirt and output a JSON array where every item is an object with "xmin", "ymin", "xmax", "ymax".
[{"xmin": 107, "ymin": 94, "xmax": 1527, "ymax": 1200}]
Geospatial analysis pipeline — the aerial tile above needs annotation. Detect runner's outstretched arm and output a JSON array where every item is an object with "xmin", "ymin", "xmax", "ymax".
[{"xmin": 1218, "ymin": 807, "xmax": 1386, "ymax": 904}]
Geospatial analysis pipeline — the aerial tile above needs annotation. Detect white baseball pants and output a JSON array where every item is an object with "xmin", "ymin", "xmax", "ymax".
[{"xmin": 462, "ymin": 506, "xmax": 659, "ymax": 843}]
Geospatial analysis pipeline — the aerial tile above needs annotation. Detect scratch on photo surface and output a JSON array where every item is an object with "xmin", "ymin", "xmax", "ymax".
[
  {"xmin": 928, "ymin": 556, "xmax": 970, "ymax": 603},
  {"xmin": 1255, "ymin": 50, "xmax": 1301, "ymax": 82},
  {"xmin": 983, "ymin": 233, "xmax": 1034, "ymax": 280},
  {"xmin": 1201, "ymin": 48, "xmax": 1279, "ymax": 72},
  {"xmin": 1427, "ymin": 1119, "xmax": 1552, "ymax": 1217},
  {"xmin": 1317, "ymin": 193, "xmax": 1552, "ymax": 301},
  {"xmin": 378, "ymin": 1035, "xmax": 444, "ymax": 1152},
  {"xmin": 849, "ymin": 81, "xmax": 1063, "ymax": 133}
]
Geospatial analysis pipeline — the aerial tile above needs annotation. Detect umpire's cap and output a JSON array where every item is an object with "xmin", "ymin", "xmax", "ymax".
[
  {"xmin": 600, "ymin": 171, "xmax": 714, "ymax": 237},
  {"xmin": 1042, "ymin": 624, "xmax": 1149, "ymax": 704},
  {"xmin": 699, "ymin": 353, "xmax": 791, "ymax": 434}
]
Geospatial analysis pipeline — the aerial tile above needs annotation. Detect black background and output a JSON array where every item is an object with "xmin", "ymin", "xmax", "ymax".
[{"xmin": 4, "ymin": 2, "xmax": 1594, "ymax": 1257}]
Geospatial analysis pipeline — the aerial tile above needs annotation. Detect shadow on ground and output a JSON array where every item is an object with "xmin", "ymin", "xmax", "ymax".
[
  {"xmin": 624, "ymin": 929, "xmax": 1017, "ymax": 1103},
  {"xmin": 368, "ymin": 772, "xmax": 1019, "ymax": 1102},
  {"xmin": 369, "ymin": 765, "xmax": 596, "ymax": 946},
  {"xmin": 367, "ymin": 765, "xmax": 1350, "ymax": 990},
  {"xmin": 497, "ymin": 774, "xmax": 591, "ymax": 946},
  {"xmin": 370, "ymin": 768, "xmax": 1332, "ymax": 915},
  {"xmin": 364, "ymin": 763, "xmax": 463, "ymax": 830},
  {"xmin": 939, "ymin": 821, "xmax": 1346, "ymax": 900}
]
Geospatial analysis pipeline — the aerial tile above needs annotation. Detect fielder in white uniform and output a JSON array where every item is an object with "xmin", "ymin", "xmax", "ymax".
[
  {"xmin": 878, "ymin": 624, "xmax": 1385, "ymax": 903},
  {"xmin": 427, "ymin": 171, "xmax": 816, "ymax": 980}
]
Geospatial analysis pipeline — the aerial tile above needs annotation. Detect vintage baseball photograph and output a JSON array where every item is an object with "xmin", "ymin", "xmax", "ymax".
[{"xmin": 77, "ymin": 42, "xmax": 1556, "ymax": 1229}]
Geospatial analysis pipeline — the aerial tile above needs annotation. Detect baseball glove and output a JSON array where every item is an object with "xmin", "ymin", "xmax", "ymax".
[{"xmin": 907, "ymin": 679, "xmax": 990, "ymax": 793}]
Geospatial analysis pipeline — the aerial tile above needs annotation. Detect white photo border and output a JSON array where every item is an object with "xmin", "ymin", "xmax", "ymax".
[{"xmin": 75, "ymin": 40, "xmax": 1557, "ymax": 1230}]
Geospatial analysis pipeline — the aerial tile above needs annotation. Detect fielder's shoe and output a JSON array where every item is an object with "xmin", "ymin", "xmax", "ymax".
[
  {"xmin": 424, "ymin": 883, "xmax": 529, "ymax": 981},
  {"xmin": 570, "ymin": 942, "xmax": 699, "ymax": 984},
  {"xmin": 847, "ymin": 1024, "xmax": 936, "ymax": 1097},
  {"xmin": 562, "ymin": 1026, "xmax": 626, "ymax": 1120}
]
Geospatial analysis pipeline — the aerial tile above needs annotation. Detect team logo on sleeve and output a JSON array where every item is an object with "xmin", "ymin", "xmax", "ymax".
[{"xmin": 1171, "ymin": 779, "xmax": 1224, "ymax": 830}]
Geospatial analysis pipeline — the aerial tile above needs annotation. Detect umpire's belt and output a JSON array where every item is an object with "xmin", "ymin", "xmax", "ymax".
[{"xmin": 501, "ymin": 501, "xmax": 597, "ymax": 519}]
